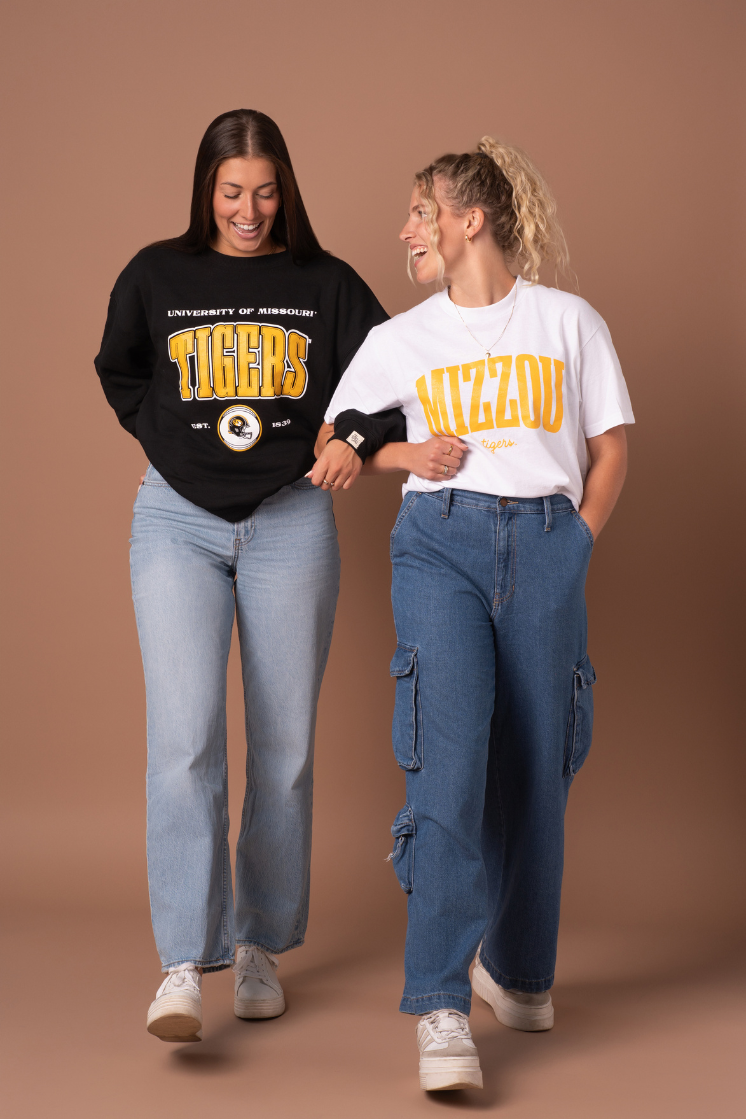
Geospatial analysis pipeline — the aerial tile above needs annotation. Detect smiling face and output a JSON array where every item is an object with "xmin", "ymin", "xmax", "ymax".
[
  {"xmin": 399, "ymin": 181, "xmax": 475, "ymax": 284},
  {"xmin": 212, "ymin": 157, "xmax": 283, "ymax": 256}
]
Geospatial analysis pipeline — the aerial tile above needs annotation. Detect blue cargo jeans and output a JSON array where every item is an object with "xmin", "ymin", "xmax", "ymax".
[
  {"xmin": 388, "ymin": 488, "xmax": 596, "ymax": 1015},
  {"xmin": 130, "ymin": 466, "xmax": 340, "ymax": 972}
]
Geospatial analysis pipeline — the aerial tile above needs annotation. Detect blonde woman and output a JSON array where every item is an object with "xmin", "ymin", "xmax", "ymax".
[{"xmin": 312, "ymin": 139, "xmax": 633, "ymax": 1091}]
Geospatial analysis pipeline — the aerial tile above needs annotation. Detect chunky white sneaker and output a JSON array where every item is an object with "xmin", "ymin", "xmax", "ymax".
[
  {"xmin": 416, "ymin": 1010, "xmax": 483, "ymax": 1091},
  {"xmin": 146, "ymin": 963, "xmax": 203, "ymax": 1043},
  {"xmin": 233, "ymin": 945, "xmax": 285, "ymax": 1019},
  {"xmin": 472, "ymin": 958, "xmax": 554, "ymax": 1031}
]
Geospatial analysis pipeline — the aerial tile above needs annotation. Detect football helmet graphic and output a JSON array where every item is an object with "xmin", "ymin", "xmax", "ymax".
[
  {"xmin": 228, "ymin": 415, "xmax": 253, "ymax": 439},
  {"xmin": 218, "ymin": 406, "xmax": 262, "ymax": 451}
]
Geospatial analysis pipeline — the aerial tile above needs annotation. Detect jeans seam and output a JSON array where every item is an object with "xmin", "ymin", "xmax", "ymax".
[
  {"xmin": 390, "ymin": 493, "xmax": 418, "ymax": 560},
  {"xmin": 493, "ymin": 510, "xmax": 516, "ymax": 615},
  {"xmin": 235, "ymin": 515, "xmax": 256, "ymax": 549},
  {"xmin": 161, "ymin": 956, "xmax": 234, "ymax": 973},
  {"xmin": 402, "ymin": 992, "xmax": 472, "ymax": 1002},
  {"xmin": 221, "ymin": 746, "xmax": 231, "ymax": 958},
  {"xmin": 572, "ymin": 510, "xmax": 595, "ymax": 547}
]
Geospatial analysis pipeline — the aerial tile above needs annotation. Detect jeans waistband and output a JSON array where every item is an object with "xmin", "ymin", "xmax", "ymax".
[{"xmin": 423, "ymin": 489, "xmax": 575, "ymax": 514}]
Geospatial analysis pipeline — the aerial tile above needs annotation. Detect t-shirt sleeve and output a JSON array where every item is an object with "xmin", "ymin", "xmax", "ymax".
[
  {"xmin": 325, "ymin": 328, "xmax": 403, "ymax": 421},
  {"xmin": 332, "ymin": 264, "xmax": 389, "ymax": 385},
  {"xmin": 94, "ymin": 262, "xmax": 156, "ymax": 436},
  {"xmin": 578, "ymin": 320, "xmax": 635, "ymax": 438}
]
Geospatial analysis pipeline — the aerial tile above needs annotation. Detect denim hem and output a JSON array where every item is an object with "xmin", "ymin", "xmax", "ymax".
[
  {"xmin": 236, "ymin": 938, "xmax": 304, "ymax": 955},
  {"xmin": 161, "ymin": 957, "xmax": 233, "ymax": 974},
  {"xmin": 479, "ymin": 949, "xmax": 554, "ymax": 994},
  {"xmin": 399, "ymin": 992, "xmax": 472, "ymax": 1016}
]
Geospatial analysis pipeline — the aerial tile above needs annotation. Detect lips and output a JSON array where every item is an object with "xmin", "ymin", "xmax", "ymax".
[
  {"xmin": 232, "ymin": 222, "xmax": 262, "ymax": 239},
  {"xmin": 411, "ymin": 245, "xmax": 427, "ymax": 267}
]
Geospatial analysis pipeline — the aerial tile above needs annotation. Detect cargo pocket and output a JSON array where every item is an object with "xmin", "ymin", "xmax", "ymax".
[
  {"xmin": 388, "ymin": 804, "xmax": 416, "ymax": 893},
  {"xmin": 390, "ymin": 643, "xmax": 423, "ymax": 770},
  {"xmin": 563, "ymin": 654, "xmax": 596, "ymax": 777}
]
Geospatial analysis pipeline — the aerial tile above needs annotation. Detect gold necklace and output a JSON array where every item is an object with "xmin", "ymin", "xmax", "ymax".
[{"xmin": 449, "ymin": 279, "xmax": 519, "ymax": 358}]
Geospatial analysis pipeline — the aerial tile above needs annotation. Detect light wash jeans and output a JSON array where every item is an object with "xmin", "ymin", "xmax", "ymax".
[
  {"xmin": 130, "ymin": 466, "xmax": 340, "ymax": 972},
  {"xmin": 388, "ymin": 489, "xmax": 596, "ymax": 1014}
]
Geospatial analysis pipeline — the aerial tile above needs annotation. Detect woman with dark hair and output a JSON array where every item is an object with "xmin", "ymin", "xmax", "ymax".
[
  {"xmin": 313, "ymin": 137, "xmax": 633, "ymax": 1091},
  {"xmin": 95, "ymin": 109, "xmax": 400, "ymax": 1043}
]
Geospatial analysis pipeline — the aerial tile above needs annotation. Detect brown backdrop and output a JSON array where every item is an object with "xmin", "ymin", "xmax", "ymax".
[{"xmin": 1, "ymin": 2, "xmax": 744, "ymax": 1116}]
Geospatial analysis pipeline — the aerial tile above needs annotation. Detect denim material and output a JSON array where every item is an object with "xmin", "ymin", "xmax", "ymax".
[
  {"xmin": 389, "ymin": 489, "xmax": 594, "ymax": 1014},
  {"xmin": 130, "ymin": 466, "xmax": 340, "ymax": 972}
]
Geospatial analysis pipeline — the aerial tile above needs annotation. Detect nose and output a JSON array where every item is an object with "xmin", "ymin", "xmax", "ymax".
[
  {"xmin": 399, "ymin": 222, "xmax": 413, "ymax": 243},
  {"xmin": 239, "ymin": 196, "xmax": 259, "ymax": 221}
]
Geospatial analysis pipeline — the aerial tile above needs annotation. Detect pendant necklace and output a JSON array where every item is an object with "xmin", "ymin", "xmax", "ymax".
[{"xmin": 449, "ymin": 278, "xmax": 519, "ymax": 358}]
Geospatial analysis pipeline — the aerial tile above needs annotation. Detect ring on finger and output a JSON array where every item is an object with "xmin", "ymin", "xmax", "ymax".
[{"xmin": 443, "ymin": 464, "xmax": 449, "ymax": 475}]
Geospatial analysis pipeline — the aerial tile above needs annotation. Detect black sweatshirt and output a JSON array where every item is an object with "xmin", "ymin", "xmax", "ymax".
[{"xmin": 95, "ymin": 245, "xmax": 402, "ymax": 521}]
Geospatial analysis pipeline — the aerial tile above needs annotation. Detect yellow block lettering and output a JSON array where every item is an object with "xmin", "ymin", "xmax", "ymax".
[
  {"xmin": 540, "ymin": 356, "xmax": 564, "ymax": 433},
  {"xmin": 261, "ymin": 326, "xmax": 286, "ymax": 397},
  {"xmin": 515, "ymin": 354, "xmax": 541, "ymax": 429},
  {"xmin": 446, "ymin": 365, "xmax": 469, "ymax": 435},
  {"xmin": 236, "ymin": 324, "xmax": 260, "ymax": 397},
  {"xmin": 194, "ymin": 326, "xmax": 213, "ymax": 398},
  {"xmin": 169, "ymin": 330, "xmax": 195, "ymax": 400},
  {"xmin": 490, "ymin": 356, "xmax": 519, "ymax": 428},
  {"xmin": 416, "ymin": 370, "xmax": 455, "ymax": 436},
  {"xmin": 211, "ymin": 324, "xmax": 236, "ymax": 398},
  {"xmin": 462, "ymin": 360, "xmax": 494, "ymax": 433},
  {"xmin": 283, "ymin": 332, "xmax": 308, "ymax": 397}
]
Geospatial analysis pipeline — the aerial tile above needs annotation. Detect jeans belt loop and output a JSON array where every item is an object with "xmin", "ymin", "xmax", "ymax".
[
  {"xmin": 441, "ymin": 487, "xmax": 452, "ymax": 519},
  {"xmin": 543, "ymin": 496, "xmax": 553, "ymax": 532}
]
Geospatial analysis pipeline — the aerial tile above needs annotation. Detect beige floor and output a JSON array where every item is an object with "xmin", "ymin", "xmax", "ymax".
[{"xmin": 2, "ymin": 912, "xmax": 743, "ymax": 1118}]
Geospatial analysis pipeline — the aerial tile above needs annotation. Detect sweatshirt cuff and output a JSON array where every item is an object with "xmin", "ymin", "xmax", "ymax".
[{"xmin": 330, "ymin": 408, "xmax": 406, "ymax": 463}]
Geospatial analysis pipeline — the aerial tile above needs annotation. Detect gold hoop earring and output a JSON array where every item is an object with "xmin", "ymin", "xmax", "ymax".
[{"xmin": 465, "ymin": 235, "xmax": 471, "ymax": 243}]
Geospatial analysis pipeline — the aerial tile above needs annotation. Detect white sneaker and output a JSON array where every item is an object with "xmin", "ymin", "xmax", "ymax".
[
  {"xmin": 233, "ymin": 945, "xmax": 285, "ymax": 1019},
  {"xmin": 416, "ymin": 1010, "xmax": 483, "ymax": 1091},
  {"xmin": 472, "ymin": 958, "xmax": 554, "ymax": 1031},
  {"xmin": 146, "ymin": 963, "xmax": 203, "ymax": 1043}
]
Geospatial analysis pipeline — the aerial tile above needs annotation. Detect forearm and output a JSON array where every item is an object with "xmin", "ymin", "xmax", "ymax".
[
  {"xmin": 578, "ymin": 426, "xmax": 628, "ymax": 539},
  {"xmin": 362, "ymin": 442, "xmax": 413, "ymax": 474}
]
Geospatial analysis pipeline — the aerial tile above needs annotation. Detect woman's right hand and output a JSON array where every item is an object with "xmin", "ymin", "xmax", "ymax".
[{"xmin": 399, "ymin": 436, "xmax": 467, "ymax": 480}]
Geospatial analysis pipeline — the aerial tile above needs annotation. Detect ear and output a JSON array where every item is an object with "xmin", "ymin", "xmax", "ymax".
[{"xmin": 465, "ymin": 208, "xmax": 486, "ymax": 241}]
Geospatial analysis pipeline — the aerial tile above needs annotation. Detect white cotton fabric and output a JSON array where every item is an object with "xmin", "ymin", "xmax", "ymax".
[{"xmin": 327, "ymin": 277, "xmax": 634, "ymax": 509}]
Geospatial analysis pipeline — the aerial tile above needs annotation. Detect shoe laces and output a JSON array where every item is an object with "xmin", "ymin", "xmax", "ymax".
[
  {"xmin": 420, "ymin": 1009, "xmax": 471, "ymax": 1042},
  {"xmin": 233, "ymin": 945, "xmax": 279, "ymax": 980},
  {"xmin": 156, "ymin": 963, "xmax": 201, "ymax": 998}
]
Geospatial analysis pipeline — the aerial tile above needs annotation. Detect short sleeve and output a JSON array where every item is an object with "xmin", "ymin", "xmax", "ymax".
[
  {"xmin": 326, "ymin": 327, "xmax": 403, "ymax": 421},
  {"xmin": 578, "ymin": 321, "xmax": 635, "ymax": 438},
  {"xmin": 332, "ymin": 264, "xmax": 389, "ymax": 384}
]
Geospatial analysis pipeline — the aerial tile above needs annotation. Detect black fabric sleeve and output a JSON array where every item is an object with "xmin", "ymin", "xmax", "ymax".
[
  {"xmin": 94, "ymin": 265, "xmax": 156, "ymax": 436},
  {"xmin": 329, "ymin": 407, "xmax": 407, "ymax": 463},
  {"xmin": 331, "ymin": 264, "xmax": 389, "ymax": 389}
]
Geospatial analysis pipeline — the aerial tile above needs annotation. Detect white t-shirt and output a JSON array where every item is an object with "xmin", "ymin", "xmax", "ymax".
[{"xmin": 327, "ymin": 277, "xmax": 634, "ymax": 509}]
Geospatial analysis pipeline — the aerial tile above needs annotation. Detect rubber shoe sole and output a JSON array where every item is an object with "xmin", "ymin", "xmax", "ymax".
[
  {"xmin": 472, "ymin": 962, "xmax": 554, "ymax": 1031},
  {"xmin": 419, "ymin": 1057, "xmax": 483, "ymax": 1091},
  {"xmin": 234, "ymin": 992, "xmax": 285, "ymax": 1019},
  {"xmin": 146, "ymin": 993, "xmax": 202, "ymax": 1043}
]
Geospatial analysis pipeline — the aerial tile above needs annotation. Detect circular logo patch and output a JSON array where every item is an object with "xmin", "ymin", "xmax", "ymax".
[{"xmin": 217, "ymin": 406, "xmax": 262, "ymax": 451}]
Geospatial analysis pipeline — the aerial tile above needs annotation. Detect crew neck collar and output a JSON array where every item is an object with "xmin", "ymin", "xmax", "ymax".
[
  {"xmin": 205, "ymin": 246, "xmax": 292, "ymax": 267},
  {"xmin": 439, "ymin": 275, "xmax": 525, "ymax": 318}
]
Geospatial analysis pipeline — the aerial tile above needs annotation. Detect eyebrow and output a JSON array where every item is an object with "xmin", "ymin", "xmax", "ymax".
[{"xmin": 219, "ymin": 180, "xmax": 277, "ymax": 190}]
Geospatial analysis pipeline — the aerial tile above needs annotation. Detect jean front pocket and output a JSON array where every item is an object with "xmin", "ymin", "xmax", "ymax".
[
  {"xmin": 390, "ymin": 642, "xmax": 424, "ymax": 770},
  {"xmin": 563, "ymin": 653, "xmax": 597, "ymax": 777},
  {"xmin": 388, "ymin": 804, "xmax": 416, "ymax": 893}
]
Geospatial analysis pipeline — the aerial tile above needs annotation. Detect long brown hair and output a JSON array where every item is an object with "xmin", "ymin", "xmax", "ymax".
[{"xmin": 156, "ymin": 109, "xmax": 324, "ymax": 262}]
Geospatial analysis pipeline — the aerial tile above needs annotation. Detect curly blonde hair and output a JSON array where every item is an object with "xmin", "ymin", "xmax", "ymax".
[{"xmin": 408, "ymin": 136, "xmax": 571, "ymax": 287}]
